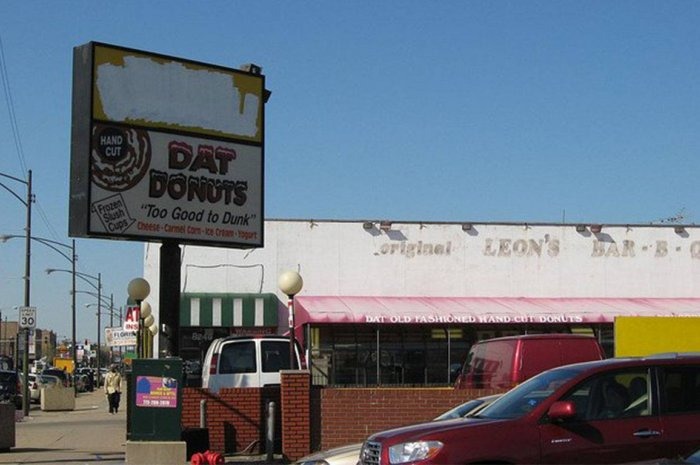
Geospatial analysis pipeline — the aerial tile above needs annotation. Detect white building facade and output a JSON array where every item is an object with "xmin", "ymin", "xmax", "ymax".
[{"xmin": 143, "ymin": 219, "xmax": 700, "ymax": 386}]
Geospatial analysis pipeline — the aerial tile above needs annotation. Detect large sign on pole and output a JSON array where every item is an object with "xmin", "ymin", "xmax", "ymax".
[
  {"xmin": 123, "ymin": 305, "xmax": 140, "ymax": 332},
  {"xmin": 105, "ymin": 327, "xmax": 137, "ymax": 347},
  {"xmin": 69, "ymin": 42, "xmax": 265, "ymax": 248}
]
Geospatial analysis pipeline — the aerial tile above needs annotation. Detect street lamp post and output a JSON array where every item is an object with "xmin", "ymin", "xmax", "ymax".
[
  {"xmin": 0, "ymin": 170, "xmax": 32, "ymax": 416},
  {"xmin": 2, "ymin": 234, "xmax": 78, "ymax": 401},
  {"xmin": 46, "ymin": 268, "xmax": 100, "ymax": 383},
  {"xmin": 85, "ymin": 302, "xmax": 120, "ymax": 366},
  {"xmin": 127, "ymin": 278, "xmax": 150, "ymax": 359},
  {"xmin": 140, "ymin": 302, "xmax": 153, "ymax": 358},
  {"xmin": 278, "ymin": 271, "xmax": 303, "ymax": 369}
]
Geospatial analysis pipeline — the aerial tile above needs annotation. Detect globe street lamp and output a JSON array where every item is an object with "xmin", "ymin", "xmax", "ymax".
[
  {"xmin": 278, "ymin": 271, "xmax": 303, "ymax": 369},
  {"xmin": 127, "ymin": 278, "xmax": 150, "ymax": 359}
]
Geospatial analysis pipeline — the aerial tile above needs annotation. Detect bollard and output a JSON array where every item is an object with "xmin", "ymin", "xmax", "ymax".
[
  {"xmin": 266, "ymin": 401, "xmax": 275, "ymax": 462},
  {"xmin": 199, "ymin": 399, "xmax": 207, "ymax": 429}
]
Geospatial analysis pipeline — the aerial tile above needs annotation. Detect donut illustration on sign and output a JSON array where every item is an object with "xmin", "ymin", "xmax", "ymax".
[{"xmin": 91, "ymin": 124, "xmax": 151, "ymax": 192}]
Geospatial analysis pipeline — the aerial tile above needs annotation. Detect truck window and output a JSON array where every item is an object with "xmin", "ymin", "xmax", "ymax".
[
  {"xmin": 261, "ymin": 341, "xmax": 292, "ymax": 372},
  {"xmin": 220, "ymin": 341, "xmax": 256, "ymax": 374}
]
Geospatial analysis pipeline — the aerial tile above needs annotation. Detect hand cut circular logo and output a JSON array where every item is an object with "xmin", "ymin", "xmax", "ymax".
[{"xmin": 91, "ymin": 124, "xmax": 151, "ymax": 192}]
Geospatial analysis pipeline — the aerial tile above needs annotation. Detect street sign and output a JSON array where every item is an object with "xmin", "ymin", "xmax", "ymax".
[
  {"xmin": 105, "ymin": 327, "xmax": 137, "ymax": 347},
  {"xmin": 124, "ymin": 305, "xmax": 140, "ymax": 331},
  {"xmin": 19, "ymin": 306, "xmax": 36, "ymax": 329}
]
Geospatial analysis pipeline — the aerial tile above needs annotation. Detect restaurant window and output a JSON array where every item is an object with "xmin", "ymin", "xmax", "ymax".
[
  {"xmin": 309, "ymin": 326, "xmax": 333, "ymax": 385},
  {"xmin": 403, "ymin": 329, "xmax": 427, "ymax": 385},
  {"xmin": 356, "ymin": 327, "xmax": 378, "ymax": 385},
  {"xmin": 331, "ymin": 328, "xmax": 360, "ymax": 385},
  {"xmin": 307, "ymin": 323, "xmax": 612, "ymax": 387},
  {"xmin": 378, "ymin": 327, "xmax": 403, "ymax": 385},
  {"xmin": 447, "ymin": 326, "xmax": 473, "ymax": 384}
]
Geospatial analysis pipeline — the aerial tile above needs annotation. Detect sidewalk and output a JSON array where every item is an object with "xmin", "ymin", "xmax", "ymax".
[
  {"xmin": 0, "ymin": 388, "xmax": 283, "ymax": 465},
  {"xmin": 2, "ymin": 388, "xmax": 125, "ymax": 464}
]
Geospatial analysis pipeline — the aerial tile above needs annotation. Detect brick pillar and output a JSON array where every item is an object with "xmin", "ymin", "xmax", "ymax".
[{"xmin": 281, "ymin": 370, "xmax": 311, "ymax": 461}]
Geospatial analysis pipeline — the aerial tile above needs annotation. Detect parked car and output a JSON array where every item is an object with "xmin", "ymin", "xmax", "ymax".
[
  {"xmin": 454, "ymin": 333, "xmax": 605, "ymax": 390},
  {"xmin": 0, "ymin": 355, "xmax": 13, "ymax": 371},
  {"xmin": 295, "ymin": 394, "xmax": 501, "ymax": 465},
  {"xmin": 360, "ymin": 353, "xmax": 700, "ymax": 465},
  {"xmin": 74, "ymin": 367, "xmax": 95, "ymax": 391},
  {"xmin": 202, "ymin": 335, "xmax": 303, "ymax": 393},
  {"xmin": 627, "ymin": 447, "xmax": 700, "ymax": 465},
  {"xmin": 37, "ymin": 374, "xmax": 61, "ymax": 389},
  {"xmin": 0, "ymin": 369, "xmax": 22, "ymax": 409},
  {"xmin": 28, "ymin": 373, "xmax": 41, "ymax": 403},
  {"xmin": 29, "ymin": 374, "xmax": 62, "ymax": 403},
  {"xmin": 42, "ymin": 368, "xmax": 71, "ymax": 388},
  {"xmin": 74, "ymin": 374, "xmax": 88, "ymax": 392},
  {"xmin": 431, "ymin": 394, "xmax": 501, "ymax": 421}
]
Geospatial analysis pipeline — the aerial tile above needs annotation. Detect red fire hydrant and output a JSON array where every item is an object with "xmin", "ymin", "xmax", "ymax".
[{"xmin": 192, "ymin": 450, "xmax": 224, "ymax": 465}]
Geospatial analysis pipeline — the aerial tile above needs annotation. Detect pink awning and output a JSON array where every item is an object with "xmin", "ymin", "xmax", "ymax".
[{"xmin": 294, "ymin": 296, "xmax": 700, "ymax": 325}]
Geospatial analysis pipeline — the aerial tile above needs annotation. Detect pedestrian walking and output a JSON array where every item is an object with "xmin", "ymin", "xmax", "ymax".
[{"xmin": 104, "ymin": 364, "xmax": 122, "ymax": 414}]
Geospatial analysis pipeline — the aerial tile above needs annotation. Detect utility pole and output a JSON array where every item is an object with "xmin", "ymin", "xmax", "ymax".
[{"xmin": 22, "ymin": 170, "xmax": 33, "ymax": 417}]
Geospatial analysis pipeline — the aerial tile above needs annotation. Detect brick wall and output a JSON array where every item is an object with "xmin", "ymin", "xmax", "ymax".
[
  {"xmin": 182, "ymin": 387, "xmax": 281, "ymax": 454},
  {"xmin": 281, "ymin": 370, "xmax": 311, "ymax": 461},
  {"xmin": 182, "ymin": 377, "xmax": 505, "ymax": 460},
  {"xmin": 316, "ymin": 387, "xmax": 505, "ymax": 450}
]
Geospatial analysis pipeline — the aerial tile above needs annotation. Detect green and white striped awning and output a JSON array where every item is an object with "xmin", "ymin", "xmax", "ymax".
[{"xmin": 180, "ymin": 293, "xmax": 278, "ymax": 328}]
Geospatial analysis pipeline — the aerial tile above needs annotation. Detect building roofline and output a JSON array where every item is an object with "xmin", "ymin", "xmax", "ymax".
[{"xmin": 266, "ymin": 218, "xmax": 697, "ymax": 229}]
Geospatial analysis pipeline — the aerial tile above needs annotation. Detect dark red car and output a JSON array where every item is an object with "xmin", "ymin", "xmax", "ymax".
[{"xmin": 360, "ymin": 354, "xmax": 700, "ymax": 465}]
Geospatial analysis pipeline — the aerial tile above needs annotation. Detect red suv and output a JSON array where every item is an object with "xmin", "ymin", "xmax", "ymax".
[{"xmin": 359, "ymin": 354, "xmax": 700, "ymax": 464}]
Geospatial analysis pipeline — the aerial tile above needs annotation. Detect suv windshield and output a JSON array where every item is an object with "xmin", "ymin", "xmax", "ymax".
[{"xmin": 476, "ymin": 366, "xmax": 585, "ymax": 420}]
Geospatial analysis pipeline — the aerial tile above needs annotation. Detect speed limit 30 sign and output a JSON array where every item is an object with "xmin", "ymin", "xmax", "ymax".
[{"xmin": 19, "ymin": 306, "xmax": 37, "ymax": 329}]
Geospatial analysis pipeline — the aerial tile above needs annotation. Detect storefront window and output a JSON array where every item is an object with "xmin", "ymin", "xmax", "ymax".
[
  {"xmin": 309, "ymin": 326, "xmax": 333, "ymax": 385},
  {"xmin": 307, "ymin": 323, "xmax": 612, "ymax": 387},
  {"xmin": 378, "ymin": 328, "xmax": 403, "ymax": 385},
  {"xmin": 403, "ymin": 330, "xmax": 427, "ymax": 385},
  {"xmin": 426, "ymin": 328, "xmax": 449, "ymax": 385},
  {"xmin": 332, "ymin": 328, "xmax": 360, "ymax": 385},
  {"xmin": 356, "ymin": 327, "xmax": 378, "ymax": 385}
]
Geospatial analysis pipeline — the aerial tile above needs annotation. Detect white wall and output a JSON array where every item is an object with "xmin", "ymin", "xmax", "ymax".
[{"xmin": 144, "ymin": 220, "xmax": 700, "ymax": 349}]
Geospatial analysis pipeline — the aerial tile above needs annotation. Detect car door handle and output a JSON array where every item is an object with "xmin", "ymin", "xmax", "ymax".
[{"xmin": 633, "ymin": 429, "xmax": 662, "ymax": 438}]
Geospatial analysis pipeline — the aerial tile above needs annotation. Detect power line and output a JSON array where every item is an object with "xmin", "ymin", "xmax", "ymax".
[
  {"xmin": 0, "ymin": 33, "xmax": 28, "ymax": 176},
  {"xmin": 0, "ymin": 33, "xmax": 63, "ymax": 243}
]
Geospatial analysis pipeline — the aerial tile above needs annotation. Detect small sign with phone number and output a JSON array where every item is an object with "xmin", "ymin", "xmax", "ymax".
[{"xmin": 135, "ymin": 375, "xmax": 178, "ymax": 408}]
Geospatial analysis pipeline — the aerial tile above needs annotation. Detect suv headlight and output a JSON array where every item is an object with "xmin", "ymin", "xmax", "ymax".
[{"xmin": 388, "ymin": 440, "xmax": 443, "ymax": 464}]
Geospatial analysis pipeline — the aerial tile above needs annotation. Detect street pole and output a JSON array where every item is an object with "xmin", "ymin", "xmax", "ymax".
[
  {"xmin": 97, "ymin": 273, "xmax": 101, "ymax": 376},
  {"xmin": 22, "ymin": 170, "xmax": 32, "ymax": 417},
  {"xmin": 109, "ymin": 293, "xmax": 113, "ymax": 365},
  {"xmin": 119, "ymin": 306, "xmax": 123, "ymax": 362},
  {"xmin": 71, "ymin": 240, "xmax": 77, "ymax": 390},
  {"xmin": 278, "ymin": 271, "xmax": 303, "ymax": 370}
]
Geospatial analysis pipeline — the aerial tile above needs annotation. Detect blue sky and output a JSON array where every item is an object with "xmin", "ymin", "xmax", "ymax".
[{"xmin": 0, "ymin": 1, "xmax": 698, "ymax": 342}]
